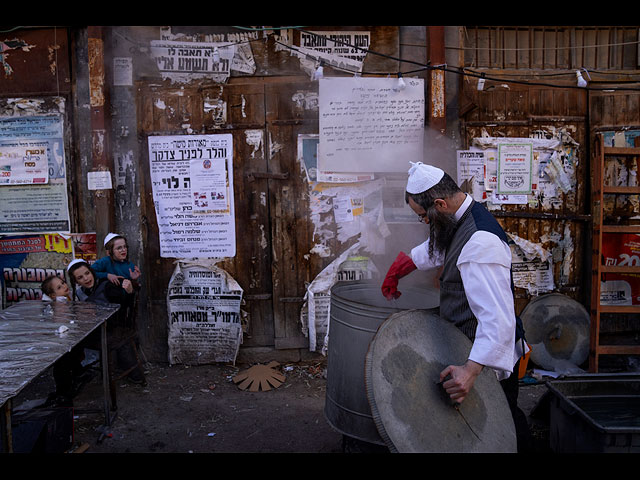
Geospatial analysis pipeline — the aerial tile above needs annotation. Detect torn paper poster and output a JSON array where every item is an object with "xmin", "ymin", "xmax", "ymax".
[
  {"xmin": 470, "ymin": 135, "xmax": 578, "ymax": 210},
  {"xmin": 297, "ymin": 133, "xmax": 374, "ymax": 184},
  {"xmin": 317, "ymin": 171, "xmax": 375, "ymax": 183},
  {"xmin": 294, "ymin": 31, "xmax": 370, "ymax": 76},
  {"xmin": 508, "ymin": 234, "xmax": 555, "ymax": 295},
  {"xmin": 173, "ymin": 28, "xmax": 258, "ymax": 75},
  {"xmin": 309, "ymin": 179, "xmax": 388, "ymax": 254},
  {"xmin": 150, "ymin": 40, "xmax": 236, "ymax": 83},
  {"xmin": 491, "ymin": 193, "xmax": 529, "ymax": 205},
  {"xmin": 299, "ymin": 31, "xmax": 370, "ymax": 65},
  {"xmin": 543, "ymin": 150, "xmax": 572, "ymax": 193},
  {"xmin": 456, "ymin": 150, "xmax": 487, "ymax": 202},
  {"xmin": 0, "ymin": 233, "xmax": 72, "ymax": 308},
  {"xmin": 301, "ymin": 242, "xmax": 378, "ymax": 354},
  {"xmin": 333, "ymin": 195, "xmax": 363, "ymax": 223},
  {"xmin": 472, "ymin": 136, "xmax": 561, "ymax": 189},
  {"xmin": 167, "ymin": 261, "xmax": 243, "ymax": 365},
  {"xmin": 0, "ymin": 39, "xmax": 35, "ymax": 76},
  {"xmin": 602, "ymin": 129, "xmax": 640, "ymax": 148},
  {"xmin": 113, "ymin": 57, "xmax": 133, "ymax": 86}
]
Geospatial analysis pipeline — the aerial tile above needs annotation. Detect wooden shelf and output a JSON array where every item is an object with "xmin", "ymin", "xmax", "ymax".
[
  {"xmin": 600, "ymin": 265, "xmax": 640, "ymax": 274},
  {"xmin": 603, "ymin": 146, "xmax": 640, "ymax": 156},
  {"xmin": 599, "ymin": 304, "xmax": 640, "ymax": 314},
  {"xmin": 596, "ymin": 345, "xmax": 640, "ymax": 355},
  {"xmin": 603, "ymin": 186, "xmax": 640, "ymax": 194},
  {"xmin": 601, "ymin": 225, "xmax": 640, "ymax": 233},
  {"xmin": 590, "ymin": 135, "xmax": 640, "ymax": 372}
]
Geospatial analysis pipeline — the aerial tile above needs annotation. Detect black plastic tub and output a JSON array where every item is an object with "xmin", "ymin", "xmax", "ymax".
[{"xmin": 545, "ymin": 373, "xmax": 640, "ymax": 453}]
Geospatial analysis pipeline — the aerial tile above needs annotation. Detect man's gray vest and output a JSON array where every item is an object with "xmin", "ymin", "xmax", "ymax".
[{"xmin": 438, "ymin": 199, "xmax": 510, "ymax": 342}]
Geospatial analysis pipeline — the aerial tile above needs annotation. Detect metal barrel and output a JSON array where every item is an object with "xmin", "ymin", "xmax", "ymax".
[{"xmin": 324, "ymin": 280, "xmax": 439, "ymax": 444}]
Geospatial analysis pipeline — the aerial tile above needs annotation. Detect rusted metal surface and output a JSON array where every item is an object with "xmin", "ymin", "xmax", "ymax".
[
  {"xmin": 427, "ymin": 26, "xmax": 446, "ymax": 133},
  {"xmin": 0, "ymin": 27, "xmax": 71, "ymax": 96}
]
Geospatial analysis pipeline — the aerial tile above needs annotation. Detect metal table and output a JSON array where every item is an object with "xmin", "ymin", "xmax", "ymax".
[{"xmin": 0, "ymin": 300, "xmax": 120, "ymax": 453}]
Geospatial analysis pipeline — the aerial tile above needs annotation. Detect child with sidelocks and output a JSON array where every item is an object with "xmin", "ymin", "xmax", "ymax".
[
  {"xmin": 67, "ymin": 259, "xmax": 145, "ymax": 385},
  {"xmin": 92, "ymin": 232, "xmax": 141, "ymax": 287}
]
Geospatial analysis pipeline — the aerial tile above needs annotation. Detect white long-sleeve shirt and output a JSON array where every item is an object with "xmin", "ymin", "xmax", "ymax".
[{"xmin": 410, "ymin": 194, "xmax": 525, "ymax": 381}]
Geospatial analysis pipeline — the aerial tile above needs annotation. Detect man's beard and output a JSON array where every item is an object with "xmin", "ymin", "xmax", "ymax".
[{"xmin": 427, "ymin": 207, "xmax": 458, "ymax": 257}]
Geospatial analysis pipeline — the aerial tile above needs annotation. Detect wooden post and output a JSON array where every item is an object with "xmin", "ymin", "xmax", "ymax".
[
  {"xmin": 427, "ymin": 26, "xmax": 446, "ymax": 134},
  {"xmin": 87, "ymin": 26, "xmax": 115, "ymax": 255}
]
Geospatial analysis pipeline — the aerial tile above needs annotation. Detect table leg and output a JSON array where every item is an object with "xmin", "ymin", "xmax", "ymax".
[
  {"xmin": 1, "ymin": 399, "xmax": 12, "ymax": 453},
  {"xmin": 101, "ymin": 322, "xmax": 112, "ymax": 426}
]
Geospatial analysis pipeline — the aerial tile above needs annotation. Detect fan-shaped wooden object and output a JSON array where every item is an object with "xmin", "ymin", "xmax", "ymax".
[{"xmin": 233, "ymin": 361, "xmax": 286, "ymax": 391}]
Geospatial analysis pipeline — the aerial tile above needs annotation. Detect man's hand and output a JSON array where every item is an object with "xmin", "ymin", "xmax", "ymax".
[
  {"xmin": 381, "ymin": 252, "xmax": 417, "ymax": 300},
  {"xmin": 439, "ymin": 360, "xmax": 484, "ymax": 404}
]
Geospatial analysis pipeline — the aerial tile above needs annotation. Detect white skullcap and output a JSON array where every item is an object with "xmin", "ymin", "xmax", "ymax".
[
  {"xmin": 406, "ymin": 161, "xmax": 444, "ymax": 194},
  {"xmin": 104, "ymin": 232, "xmax": 121, "ymax": 246},
  {"xmin": 67, "ymin": 258, "xmax": 88, "ymax": 272}
]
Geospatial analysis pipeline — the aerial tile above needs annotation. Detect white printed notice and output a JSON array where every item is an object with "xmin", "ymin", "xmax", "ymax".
[
  {"xmin": 497, "ymin": 142, "xmax": 533, "ymax": 194},
  {"xmin": 318, "ymin": 77, "xmax": 425, "ymax": 173},
  {"xmin": 0, "ymin": 115, "xmax": 71, "ymax": 234},
  {"xmin": 456, "ymin": 150, "xmax": 486, "ymax": 202},
  {"xmin": 167, "ymin": 262, "xmax": 243, "ymax": 365},
  {"xmin": 150, "ymin": 40, "xmax": 235, "ymax": 83},
  {"xmin": 148, "ymin": 134, "xmax": 236, "ymax": 258},
  {"xmin": 0, "ymin": 142, "xmax": 48, "ymax": 185}
]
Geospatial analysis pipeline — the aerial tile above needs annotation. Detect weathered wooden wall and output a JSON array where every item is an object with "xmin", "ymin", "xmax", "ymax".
[
  {"xmin": 126, "ymin": 26, "xmax": 420, "ymax": 361},
  {"xmin": 3, "ymin": 25, "xmax": 638, "ymax": 364},
  {"xmin": 459, "ymin": 80, "xmax": 590, "ymax": 313},
  {"xmin": 459, "ymin": 25, "xmax": 640, "ymax": 339}
]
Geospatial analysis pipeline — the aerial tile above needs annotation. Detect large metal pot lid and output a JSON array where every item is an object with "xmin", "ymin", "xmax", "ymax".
[
  {"xmin": 520, "ymin": 293, "xmax": 590, "ymax": 371},
  {"xmin": 364, "ymin": 309, "xmax": 516, "ymax": 453}
]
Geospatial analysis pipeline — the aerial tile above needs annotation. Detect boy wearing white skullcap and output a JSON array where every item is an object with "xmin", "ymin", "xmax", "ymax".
[{"xmin": 91, "ymin": 233, "xmax": 141, "ymax": 287}]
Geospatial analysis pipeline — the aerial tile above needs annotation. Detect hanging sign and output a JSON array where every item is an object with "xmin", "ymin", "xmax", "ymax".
[{"xmin": 318, "ymin": 77, "xmax": 424, "ymax": 173}]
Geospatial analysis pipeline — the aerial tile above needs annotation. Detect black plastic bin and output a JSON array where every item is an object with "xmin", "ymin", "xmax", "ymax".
[{"xmin": 545, "ymin": 373, "xmax": 640, "ymax": 453}]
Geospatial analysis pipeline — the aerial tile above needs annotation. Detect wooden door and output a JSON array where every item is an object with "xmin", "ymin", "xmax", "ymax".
[{"xmin": 136, "ymin": 79, "xmax": 327, "ymax": 359}]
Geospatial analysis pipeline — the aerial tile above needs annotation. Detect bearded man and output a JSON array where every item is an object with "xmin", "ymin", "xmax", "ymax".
[{"xmin": 381, "ymin": 161, "xmax": 531, "ymax": 452}]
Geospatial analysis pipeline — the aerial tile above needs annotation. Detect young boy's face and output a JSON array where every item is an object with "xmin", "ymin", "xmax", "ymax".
[
  {"xmin": 73, "ymin": 266, "xmax": 95, "ymax": 289},
  {"xmin": 50, "ymin": 277, "xmax": 70, "ymax": 298},
  {"xmin": 111, "ymin": 238, "xmax": 128, "ymax": 261}
]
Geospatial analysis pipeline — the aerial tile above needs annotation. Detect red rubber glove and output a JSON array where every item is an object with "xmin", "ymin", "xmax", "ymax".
[{"xmin": 381, "ymin": 252, "xmax": 417, "ymax": 300}]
